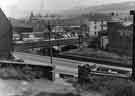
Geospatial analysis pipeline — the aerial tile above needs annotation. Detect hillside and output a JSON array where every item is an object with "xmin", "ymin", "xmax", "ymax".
[{"xmin": 58, "ymin": 1, "xmax": 135, "ymax": 16}]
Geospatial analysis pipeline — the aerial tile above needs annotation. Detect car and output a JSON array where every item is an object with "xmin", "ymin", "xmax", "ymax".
[
  {"xmin": 12, "ymin": 55, "xmax": 24, "ymax": 62},
  {"xmin": 13, "ymin": 34, "xmax": 20, "ymax": 41}
]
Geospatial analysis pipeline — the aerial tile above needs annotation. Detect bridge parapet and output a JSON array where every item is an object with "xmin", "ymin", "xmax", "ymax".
[{"xmin": 0, "ymin": 60, "xmax": 55, "ymax": 81}]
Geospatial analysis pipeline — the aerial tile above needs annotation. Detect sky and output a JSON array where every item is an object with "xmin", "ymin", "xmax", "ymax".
[{"xmin": 0, "ymin": 0, "xmax": 135, "ymax": 18}]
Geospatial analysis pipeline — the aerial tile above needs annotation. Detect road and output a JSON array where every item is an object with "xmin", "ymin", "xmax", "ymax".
[
  {"xmin": 14, "ymin": 52, "xmax": 79, "ymax": 76},
  {"xmin": 14, "ymin": 52, "xmax": 132, "ymax": 76}
]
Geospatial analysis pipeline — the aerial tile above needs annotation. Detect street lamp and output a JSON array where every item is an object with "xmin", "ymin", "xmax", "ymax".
[{"xmin": 130, "ymin": 10, "xmax": 135, "ymax": 80}]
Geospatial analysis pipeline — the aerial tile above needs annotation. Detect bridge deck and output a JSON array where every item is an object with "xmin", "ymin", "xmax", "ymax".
[{"xmin": 14, "ymin": 38, "xmax": 79, "ymax": 51}]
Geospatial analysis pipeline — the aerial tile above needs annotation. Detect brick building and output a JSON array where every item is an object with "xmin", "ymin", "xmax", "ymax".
[{"xmin": 107, "ymin": 21, "xmax": 132, "ymax": 56}]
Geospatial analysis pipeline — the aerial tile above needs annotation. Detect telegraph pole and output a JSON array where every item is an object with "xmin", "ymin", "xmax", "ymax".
[
  {"xmin": 47, "ymin": 21, "xmax": 53, "ymax": 64},
  {"xmin": 130, "ymin": 10, "xmax": 135, "ymax": 80}
]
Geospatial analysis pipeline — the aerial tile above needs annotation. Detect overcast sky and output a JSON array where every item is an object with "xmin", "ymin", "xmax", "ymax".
[{"xmin": 0, "ymin": 0, "xmax": 134, "ymax": 18}]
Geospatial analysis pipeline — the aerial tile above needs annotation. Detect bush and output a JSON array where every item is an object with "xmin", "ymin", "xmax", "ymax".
[
  {"xmin": 103, "ymin": 78, "xmax": 135, "ymax": 96},
  {"xmin": 75, "ymin": 76, "xmax": 135, "ymax": 96}
]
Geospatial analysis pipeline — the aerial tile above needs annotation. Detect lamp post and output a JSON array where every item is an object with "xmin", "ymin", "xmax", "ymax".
[{"xmin": 130, "ymin": 10, "xmax": 135, "ymax": 80}]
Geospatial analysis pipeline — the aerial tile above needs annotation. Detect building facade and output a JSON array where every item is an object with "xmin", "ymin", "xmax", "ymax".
[{"xmin": 87, "ymin": 20, "xmax": 107, "ymax": 37}]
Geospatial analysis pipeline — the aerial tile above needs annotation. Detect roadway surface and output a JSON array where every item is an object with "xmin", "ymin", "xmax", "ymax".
[
  {"xmin": 14, "ymin": 52, "xmax": 79, "ymax": 76},
  {"xmin": 14, "ymin": 52, "xmax": 132, "ymax": 77}
]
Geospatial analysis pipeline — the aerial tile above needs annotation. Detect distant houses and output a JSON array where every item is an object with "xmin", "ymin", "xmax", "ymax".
[
  {"xmin": 27, "ymin": 13, "xmax": 111, "ymax": 37},
  {"xmin": 85, "ymin": 15, "xmax": 133, "ymax": 56}
]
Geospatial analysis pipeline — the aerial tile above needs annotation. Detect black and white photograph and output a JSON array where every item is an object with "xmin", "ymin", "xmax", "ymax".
[{"xmin": 0, "ymin": 0, "xmax": 134, "ymax": 96}]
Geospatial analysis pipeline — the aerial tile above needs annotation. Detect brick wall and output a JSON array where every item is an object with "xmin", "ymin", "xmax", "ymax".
[{"xmin": 107, "ymin": 21, "xmax": 132, "ymax": 56}]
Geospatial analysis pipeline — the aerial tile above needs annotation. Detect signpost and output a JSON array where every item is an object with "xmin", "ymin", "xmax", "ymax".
[{"xmin": 130, "ymin": 10, "xmax": 135, "ymax": 80}]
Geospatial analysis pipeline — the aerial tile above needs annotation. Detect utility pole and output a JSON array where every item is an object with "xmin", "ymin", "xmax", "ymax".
[
  {"xmin": 47, "ymin": 21, "xmax": 53, "ymax": 64},
  {"xmin": 130, "ymin": 10, "xmax": 135, "ymax": 80}
]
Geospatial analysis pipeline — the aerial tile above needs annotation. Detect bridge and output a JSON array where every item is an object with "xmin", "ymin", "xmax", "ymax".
[{"xmin": 14, "ymin": 37, "xmax": 79, "ymax": 51}]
